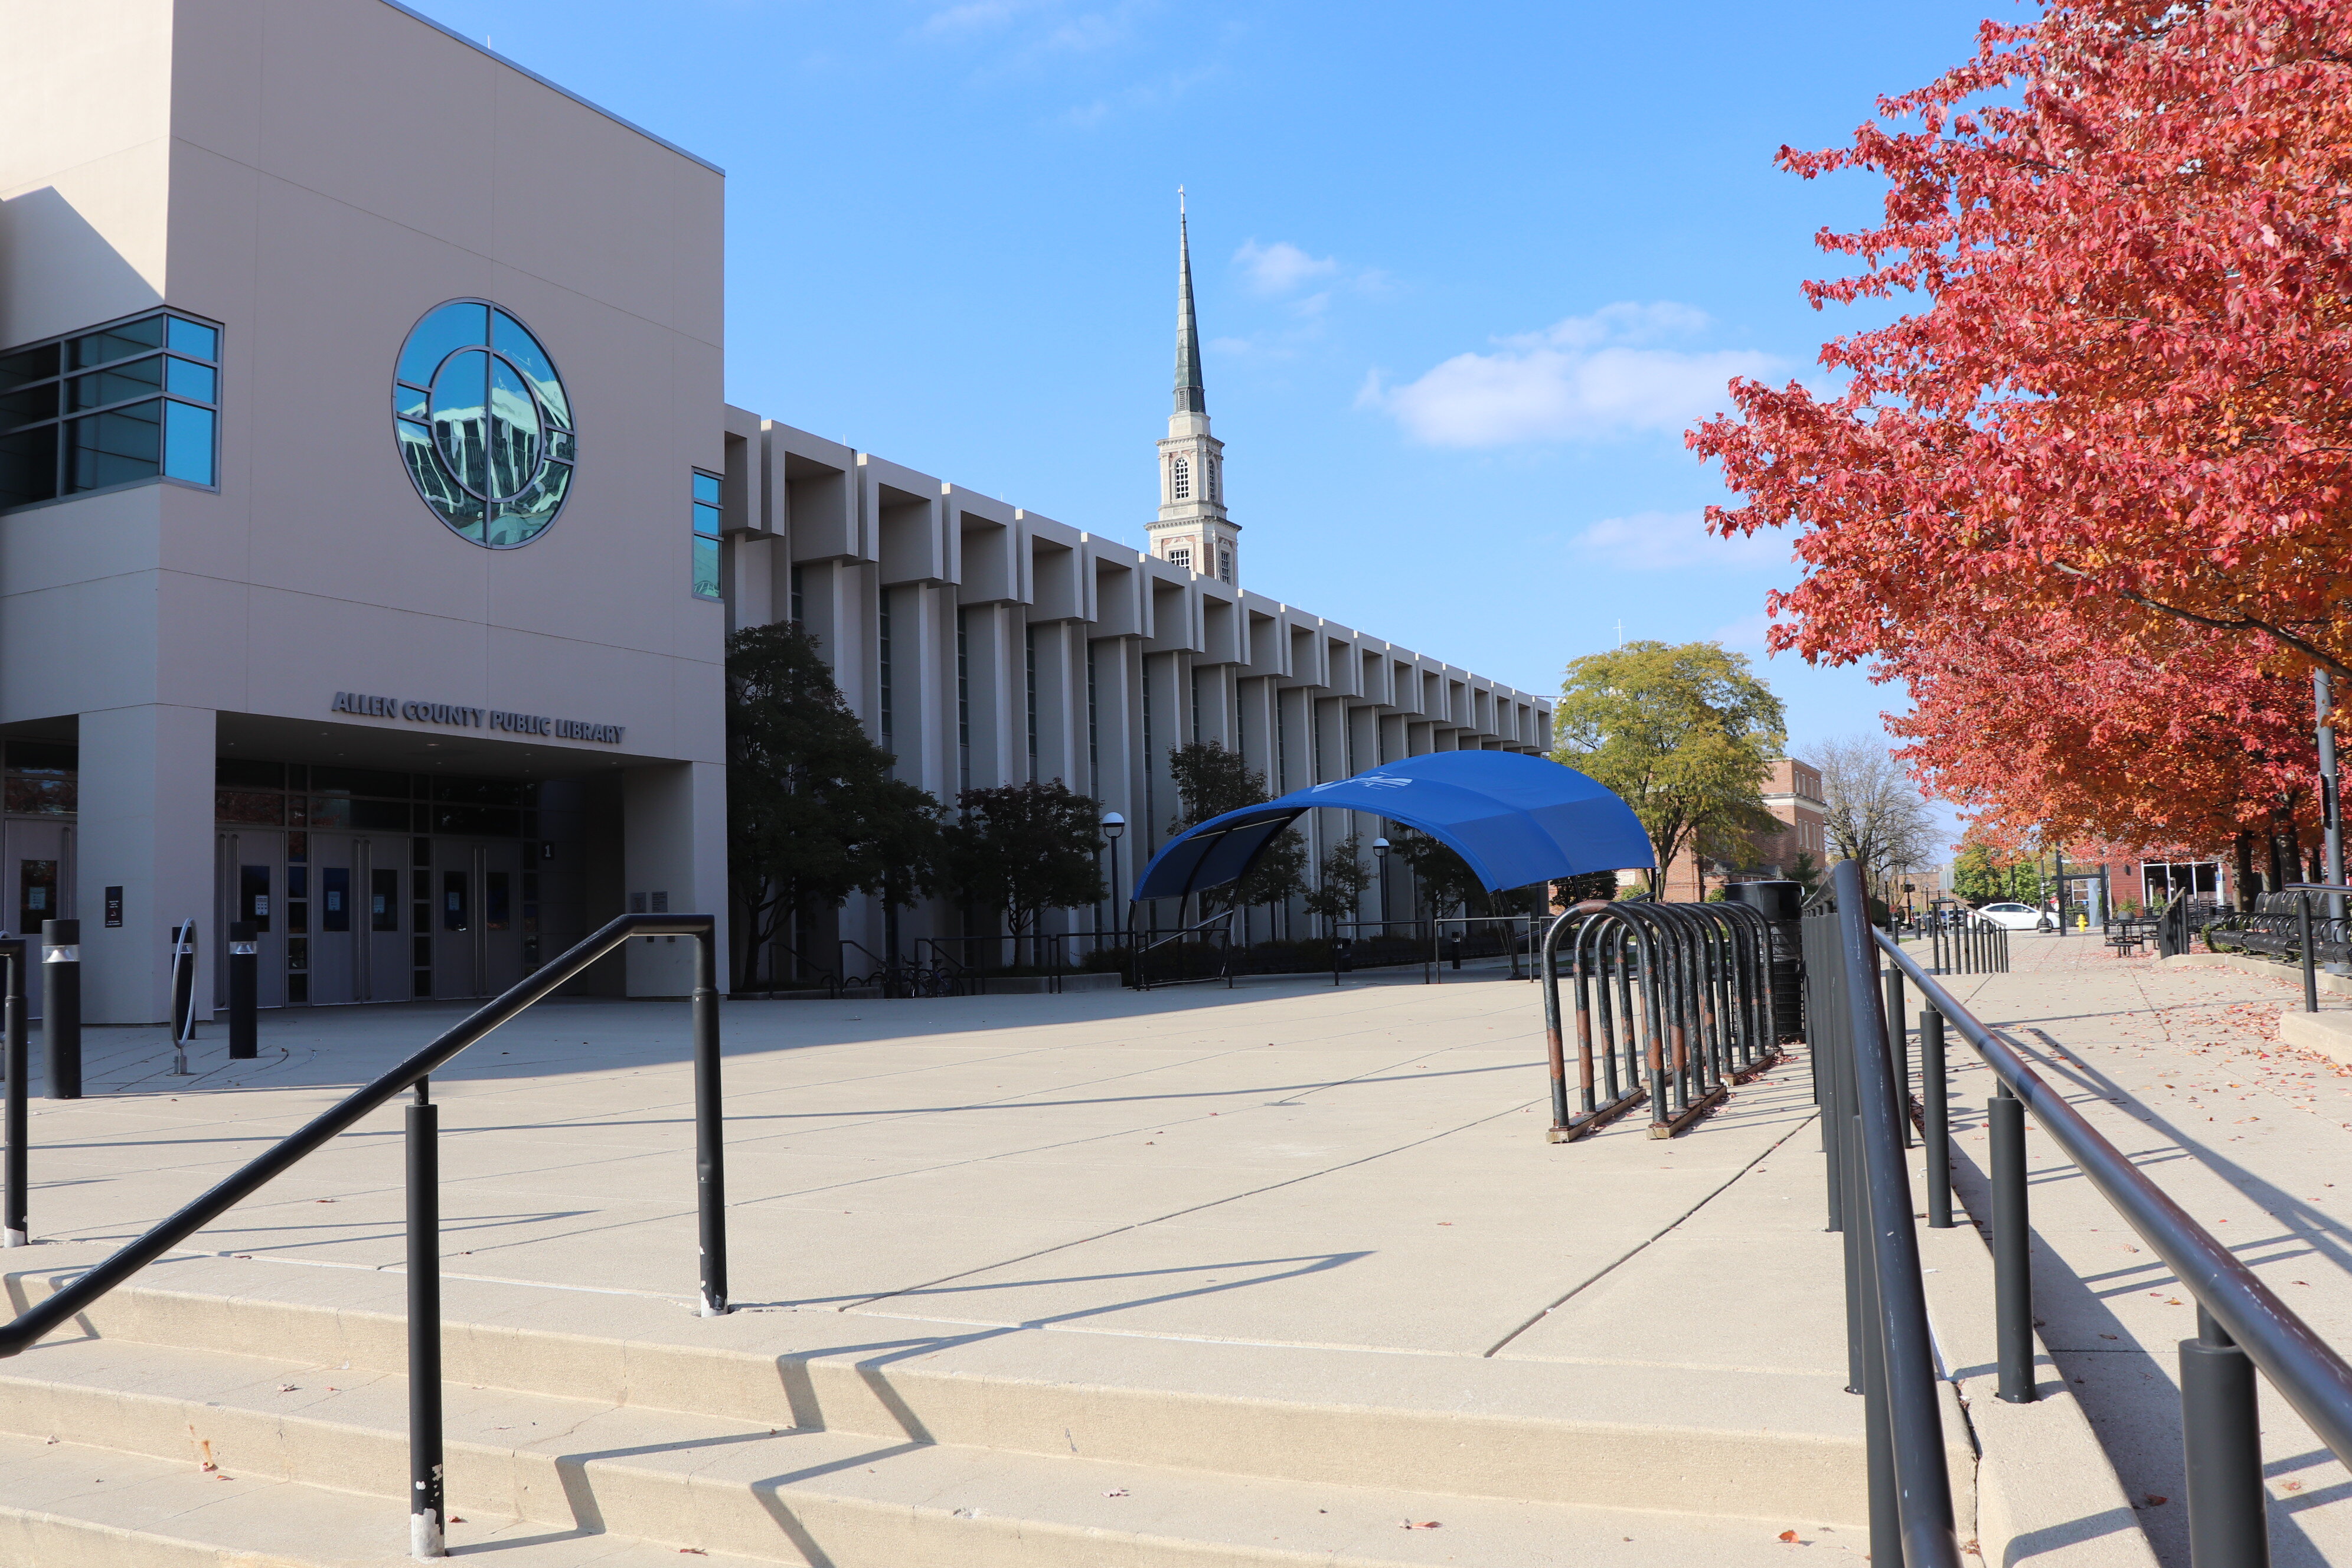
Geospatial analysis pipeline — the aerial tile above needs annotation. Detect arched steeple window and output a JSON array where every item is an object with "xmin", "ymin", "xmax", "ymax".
[
  {"xmin": 1171, "ymin": 454, "xmax": 1190, "ymax": 499},
  {"xmin": 1207, "ymin": 458, "xmax": 1218, "ymax": 503}
]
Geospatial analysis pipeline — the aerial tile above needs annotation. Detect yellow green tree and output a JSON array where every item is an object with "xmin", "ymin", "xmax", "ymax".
[{"xmin": 1551, "ymin": 640, "xmax": 1785, "ymax": 891}]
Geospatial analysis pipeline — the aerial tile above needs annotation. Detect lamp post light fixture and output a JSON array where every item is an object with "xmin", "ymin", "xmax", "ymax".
[
  {"xmin": 1102, "ymin": 812, "xmax": 1126, "ymax": 950},
  {"xmin": 1374, "ymin": 837, "xmax": 1391, "ymax": 935}
]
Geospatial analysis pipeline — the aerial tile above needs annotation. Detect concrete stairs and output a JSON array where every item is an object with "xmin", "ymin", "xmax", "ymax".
[{"xmin": 0, "ymin": 1244, "xmax": 1904, "ymax": 1566}]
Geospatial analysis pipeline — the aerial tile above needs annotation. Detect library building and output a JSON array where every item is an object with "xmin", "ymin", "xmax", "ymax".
[{"xmin": 0, "ymin": 0, "xmax": 1551, "ymax": 1025}]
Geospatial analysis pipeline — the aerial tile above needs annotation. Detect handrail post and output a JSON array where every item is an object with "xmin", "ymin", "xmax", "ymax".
[
  {"xmin": 2302, "ymin": 891, "xmax": 2319, "ymax": 1014},
  {"xmin": 1885, "ymin": 964, "xmax": 1910, "ymax": 1149},
  {"xmin": 1991, "ymin": 1080, "xmax": 2036, "ymax": 1402},
  {"xmin": 407, "ymin": 1078, "xmax": 445, "ymax": 1559},
  {"xmin": 1923, "ymin": 1008, "xmax": 1952, "ymax": 1229},
  {"xmin": 2181, "ymin": 1304, "xmax": 2272, "ymax": 1568},
  {"xmin": 3, "ymin": 944, "xmax": 25, "ymax": 1247},
  {"xmin": 692, "ymin": 925, "xmax": 730, "ymax": 1318}
]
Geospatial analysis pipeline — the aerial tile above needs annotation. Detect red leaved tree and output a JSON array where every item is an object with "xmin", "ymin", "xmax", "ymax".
[{"xmin": 1690, "ymin": 2, "xmax": 2352, "ymax": 684}]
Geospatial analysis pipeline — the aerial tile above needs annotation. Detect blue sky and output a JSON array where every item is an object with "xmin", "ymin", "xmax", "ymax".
[{"xmin": 417, "ymin": 0, "xmax": 2000, "ymax": 795}]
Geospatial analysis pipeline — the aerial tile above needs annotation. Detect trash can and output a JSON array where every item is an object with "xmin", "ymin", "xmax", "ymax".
[{"xmin": 1724, "ymin": 881, "xmax": 1805, "ymax": 1044}]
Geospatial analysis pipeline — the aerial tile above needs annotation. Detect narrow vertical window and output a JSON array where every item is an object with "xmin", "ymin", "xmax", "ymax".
[
  {"xmin": 1171, "ymin": 454, "xmax": 1190, "ymax": 499},
  {"xmin": 1218, "ymin": 543, "xmax": 1232, "ymax": 584},
  {"xmin": 956, "ymin": 607, "xmax": 971, "ymax": 794},
  {"xmin": 690, "ymin": 471, "xmax": 723, "ymax": 599},
  {"xmin": 1086, "ymin": 641, "xmax": 1099, "ymax": 792},
  {"xmin": 1025, "ymin": 623, "xmax": 1039, "ymax": 780},
  {"xmin": 878, "ymin": 589, "xmax": 894, "ymax": 753},
  {"xmin": 790, "ymin": 564, "xmax": 805, "ymax": 624}
]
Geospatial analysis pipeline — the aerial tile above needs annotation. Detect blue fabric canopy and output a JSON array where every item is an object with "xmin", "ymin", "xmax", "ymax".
[{"xmin": 1133, "ymin": 750, "xmax": 1654, "ymax": 903}]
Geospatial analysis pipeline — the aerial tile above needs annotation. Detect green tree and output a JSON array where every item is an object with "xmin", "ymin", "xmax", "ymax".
[
  {"xmin": 1390, "ymin": 828, "xmax": 1486, "ymax": 920},
  {"xmin": 1951, "ymin": 841, "xmax": 2045, "ymax": 907},
  {"xmin": 726, "ymin": 622, "xmax": 945, "ymax": 988},
  {"xmin": 946, "ymin": 780, "xmax": 1109, "ymax": 952},
  {"xmin": 1302, "ymin": 832, "xmax": 1373, "ymax": 935},
  {"xmin": 1553, "ymin": 870, "xmax": 1621, "ymax": 905},
  {"xmin": 1165, "ymin": 740, "xmax": 1307, "ymax": 913},
  {"xmin": 1788, "ymin": 851, "xmax": 1824, "ymax": 894},
  {"xmin": 1551, "ymin": 640, "xmax": 1786, "ymax": 893}
]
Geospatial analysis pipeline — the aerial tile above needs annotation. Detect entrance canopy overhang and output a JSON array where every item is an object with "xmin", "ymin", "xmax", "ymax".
[{"xmin": 1133, "ymin": 750, "xmax": 1655, "ymax": 904}]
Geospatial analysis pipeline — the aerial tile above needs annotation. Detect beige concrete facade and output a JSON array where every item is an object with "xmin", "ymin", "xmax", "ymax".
[{"xmin": 0, "ymin": 0, "xmax": 727, "ymax": 1021}]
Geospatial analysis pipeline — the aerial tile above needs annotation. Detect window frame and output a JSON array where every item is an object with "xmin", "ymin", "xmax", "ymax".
[
  {"xmin": 0, "ymin": 308, "xmax": 224, "ymax": 512},
  {"xmin": 690, "ymin": 468, "xmax": 723, "ymax": 600}
]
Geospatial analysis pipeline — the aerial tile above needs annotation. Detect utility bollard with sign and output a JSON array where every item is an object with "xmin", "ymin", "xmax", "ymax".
[
  {"xmin": 42, "ymin": 920, "xmax": 80, "ymax": 1100},
  {"xmin": 2, "ymin": 935, "xmax": 25, "ymax": 1246},
  {"xmin": 169, "ymin": 918, "xmax": 198, "ymax": 1076},
  {"xmin": 228, "ymin": 923, "xmax": 259, "ymax": 1060}
]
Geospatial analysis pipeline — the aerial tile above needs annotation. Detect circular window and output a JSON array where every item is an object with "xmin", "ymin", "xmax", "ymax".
[{"xmin": 392, "ymin": 300, "xmax": 573, "ymax": 548}]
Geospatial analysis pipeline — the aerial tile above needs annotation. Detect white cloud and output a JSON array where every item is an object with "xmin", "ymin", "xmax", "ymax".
[
  {"xmin": 1365, "ymin": 302, "xmax": 1779, "ymax": 447},
  {"xmin": 1234, "ymin": 239, "xmax": 1337, "ymax": 296},
  {"xmin": 1574, "ymin": 510, "xmax": 1787, "ymax": 573}
]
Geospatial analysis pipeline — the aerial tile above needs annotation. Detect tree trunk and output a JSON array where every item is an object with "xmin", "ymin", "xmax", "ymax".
[{"xmin": 2234, "ymin": 832, "xmax": 2258, "ymax": 911}]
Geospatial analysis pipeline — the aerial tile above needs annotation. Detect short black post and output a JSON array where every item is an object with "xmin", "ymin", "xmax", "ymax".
[
  {"xmin": 1922, "ymin": 1009, "xmax": 1952, "ymax": 1229},
  {"xmin": 169, "ymin": 918, "xmax": 197, "ymax": 1077},
  {"xmin": 692, "ymin": 929, "xmax": 730, "ymax": 1318},
  {"xmin": 1990, "ymin": 1082, "xmax": 2036, "ymax": 1402},
  {"xmin": 227, "ymin": 924, "xmax": 259, "ymax": 1060},
  {"xmin": 3, "ymin": 944, "xmax": 25, "ymax": 1247},
  {"xmin": 2180, "ymin": 1304, "xmax": 2271, "ymax": 1568},
  {"xmin": 2301, "ymin": 892, "xmax": 2319, "ymax": 1014},
  {"xmin": 407, "ymin": 1082, "xmax": 445, "ymax": 1559},
  {"xmin": 41, "ymin": 920, "xmax": 80, "ymax": 1100}
]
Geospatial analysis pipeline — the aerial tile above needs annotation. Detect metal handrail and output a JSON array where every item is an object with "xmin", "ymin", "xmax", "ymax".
[
  {"xmin": 1805, "ymin": 865, "xmax": 1963, "ymax": 1567},
  {"xmin": 2284, "ymin": 883, "xmax": 2352, "ymax": 1014},
  {"xmin": 1879, "ymin": 926, "xmax": 2352, "ymax": 1546},
  {"xmin": 1132, "ymin": 907, "xmax": 1237, "ymax": 991},
  {"xmin": 0, "ymin": 911, "xmax": 727, "ymax": 1356},
  {"xmin": 0, "ymin": 912, "xmax": 725, "ymax": 1559}
]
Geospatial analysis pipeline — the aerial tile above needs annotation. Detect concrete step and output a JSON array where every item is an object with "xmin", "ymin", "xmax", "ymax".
[
  {"xmin": 0, "ymin": 1334, "xmax": 1861, "ymax": 1567},
  {"xmin": 0, "ymin": 1429, "xmax": 772, "ymax": 1568},
  {"xmin": 6, "ymin": 1246, "xmax": 1885, "ymax": 1525}
]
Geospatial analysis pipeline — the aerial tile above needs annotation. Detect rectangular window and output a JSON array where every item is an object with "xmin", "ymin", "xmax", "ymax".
[
  {"xmin": 1025, "ymin": 623, "xmax": 1039, "ymax": 779},
  {"xmin": 690, "ymin": 471, "xmax": 723, "ymax": 600},
  {"xmin": 1167, "ymin": 545, "xmax": 1191, "ymax": 571},
  {"xmin": 956, "ymin": 607, "xmax": 971, "ymax": 795},
  {"xmin": 878, "ymin": 589, "xmax": 894, "ymax": 753},
  {"xmin": 1086, "ymin": 641, "xmax": 1099, "ymax": 792},
  {"xmin": 0, "ymin": 309, "xmax": 219, "ymax": 508},
  {"xmin": 790, "ymin": 564, "xmax": 806, "ymax": 625}
]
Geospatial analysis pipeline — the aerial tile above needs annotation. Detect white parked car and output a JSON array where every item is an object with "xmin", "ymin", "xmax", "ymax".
[{"xmin": 1974, "ymin": 901, "xmax": 2047, "ymax": 931}]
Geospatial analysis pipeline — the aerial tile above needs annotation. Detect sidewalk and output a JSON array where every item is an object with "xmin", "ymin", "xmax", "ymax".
[{"xmin": 1902, "ymin": 932, "xmax": 2352, "ymax": 1566}]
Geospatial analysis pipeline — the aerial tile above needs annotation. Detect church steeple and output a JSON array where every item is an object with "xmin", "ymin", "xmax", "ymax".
[
  {"xmin": 1148, "ymin": 189, "xmax": 1239, "ymax": 588},
  {"xmin": 1174, "ymin": 191, "xmax": 1206, "ymax": 416}
]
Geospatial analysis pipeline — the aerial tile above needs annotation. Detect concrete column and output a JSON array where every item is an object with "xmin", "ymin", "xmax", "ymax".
[
  {"xmin": 729, "ymin": 534, "xmax": 775, "ymax": 631},
  {"xmin": 964, "ymin": 604, "xmax": 1020, "ymax": 790},
  {"xmin": 1193, "ymin": 665, "xmax": 1237, "ymax": 752},
  {"xmin": 622, "ymin": 760, "xmax": 729, "ymax": 997},
  {"xmin": 1143, "ymin": 653, "xmax": 1187, "ymax": 857},
  {"xmin": 76, "ymin": 704, "xmax": 214, "ymax": 1025},
  {"xmin": 1031, "ymin": 620, "xmax": 1081, "ymax": 788}
]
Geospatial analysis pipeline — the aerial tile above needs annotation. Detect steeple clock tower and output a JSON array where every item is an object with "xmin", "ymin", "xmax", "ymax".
[{"xmin": 1148, "ymin": 192, "xmax": 1238, "ymax": 587}]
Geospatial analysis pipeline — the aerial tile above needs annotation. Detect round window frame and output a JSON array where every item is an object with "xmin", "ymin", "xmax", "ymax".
[{"xmin": 391, "ymin": 298, "xmax": 574, "ymax": 550}]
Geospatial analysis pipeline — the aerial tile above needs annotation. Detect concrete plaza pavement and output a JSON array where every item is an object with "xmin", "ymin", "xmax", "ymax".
[{"xmin": 1901, "ymin": 930, "xmax": 2352, "ymax": 1567}]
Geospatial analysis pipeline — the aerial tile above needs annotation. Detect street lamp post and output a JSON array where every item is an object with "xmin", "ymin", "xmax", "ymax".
[
  {"xmin": 1102, "ymin": 812, "xmax": 1126, "ymax": 952},
  {"xmin": 2320, "ymin": 671, "xmax": 2345, "ymax": 922},
  {"xmin": 1374, "ymin": 837, "xmax": 1391, "ymax": 937}
]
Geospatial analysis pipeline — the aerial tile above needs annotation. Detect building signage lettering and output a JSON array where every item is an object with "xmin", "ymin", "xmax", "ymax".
[{"xmin": 331, "ymin": 692, "xmax": 625, "ymax": 745}]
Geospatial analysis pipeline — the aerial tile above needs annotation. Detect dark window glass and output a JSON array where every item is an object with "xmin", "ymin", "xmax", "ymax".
[
  {"xmin": 433, "ymin": 776, "xmax": 525, "ymax": 806},
  {"xmin": 313, "ymin": 765, "xmax": 411, "ymax": 797},
  {"xmin": 240, "ymin": 864, "xmax": 272, "ymax": 933},
  {"xmin": 287, "ymin": 865, "xmax": 308, "ymax": 899},
  {"xmin": 215, "ymin": 759, "xmax": 283, "ymax": 789},
  {"xmin": 69, "ymin": 355, "xmax": 163, "ymax": 411},
  {"xmin": 0, "ymin": 427, "xmax": 58, "ymax": 508},
  {"xmin": 372, "ymin": 869, "xmax": 400, "ymax": 932},
  {"xmin": 68, "ymin": 314, "xmax": 165, "ymax": 370},
  {"xmin": 485, "ymin": 871, "xmax": 510, "ymax": 930},
  {"xmin": 0, "ymin": 342, "xmax": 60, "ymax": 391},
  {"xmin": 322, "ymin": 867, "xmax": 351, "ymax": 933},
  {"xmin": 287, "ymin": 895, "xmax": 308, "ymax": 934},
  {"xmin": 165, "ymin": 316, "xmax": 218, "ymax": 361},
  {"xmin": 286, "ymin": 832, "xmax": 306, "ymax": 863},
  {"xmin": 433, "ymin": 805, "xmax": 520, "ymax": 837},
  {"xmin": 308, "ymin": 796, "xmax": 352, "ymax": 827},
  {"xmin": 65, "ymin": 400, "xmax": 162, "ymax": 492},
  {"xmin": 3, "ymin": 778, "xmax": 73, "ymax": 815},
  {"xmin": 214, "ymin": 789, "xmax": 285, "ymax": 826},
  {"xmin": 11, "ymin": 743, "xmax": 78, "ymax": 775},
  {"xmin": 0, "ymin": 383, "xmax": 57, "ymax": 433},
  {"xmin": 411, "ymin": 836, "xmax": 432, "ymax": 867},
  {"xmin": 352, "ymin": 799, "xmax": 410, "ymax": 832},
  {"xmin": 442, "ymin": 871, "xmax": 469, "ymax": 932}
]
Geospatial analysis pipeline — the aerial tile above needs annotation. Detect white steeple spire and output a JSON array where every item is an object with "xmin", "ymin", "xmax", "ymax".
[{"xmin": 1148, "ymin": 190, "xmax": 1238, "ymax": 588}]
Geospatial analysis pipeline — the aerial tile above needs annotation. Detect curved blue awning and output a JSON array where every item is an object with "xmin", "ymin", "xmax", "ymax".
[{"xmin": 1133, "ymin": 751, "xmax": 1655, "ymax": 904}]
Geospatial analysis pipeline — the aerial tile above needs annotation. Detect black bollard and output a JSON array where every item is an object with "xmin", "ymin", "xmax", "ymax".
[
  {"xmin": 170, "ymin": 918, "xmax": 197, "ymax": 1077},
  {"xmin": 42, "ymin": 919, "xmax": 80, "ymax": 1100},
  {"xmin": 1990, "ymin": 1084, "xmax": 2036, "ymax": 1402},
  {"xmin": 3, "ymin": 939, "xmax": 24, "ymax": 1247},
  {"xmin": 228, "ymin": 923, "xmax": 259, "ymax": 1060}
]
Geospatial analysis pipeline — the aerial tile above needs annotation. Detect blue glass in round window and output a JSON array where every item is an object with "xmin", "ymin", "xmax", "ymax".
[{"xmin": 392, "ymin": 301, "xmax": 573, "ymax": 548}]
